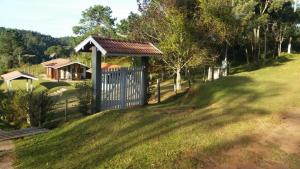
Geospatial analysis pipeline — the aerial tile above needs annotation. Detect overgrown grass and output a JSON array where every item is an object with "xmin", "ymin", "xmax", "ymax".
[{"xmin": 15, "ymin": 54, "xmax": 300, "ymax": 168}]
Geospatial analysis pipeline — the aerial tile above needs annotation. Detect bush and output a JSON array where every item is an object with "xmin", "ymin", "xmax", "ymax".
[
  {"xmin": 0, "ymin": 90, "xmax": 55, "ymax": 128},
  {"xmin": 75, "ymin": 82, "xmax": 92, "ymax": 116}
]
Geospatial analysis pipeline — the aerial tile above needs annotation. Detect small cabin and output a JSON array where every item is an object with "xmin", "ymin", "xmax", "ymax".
[{"xmin": 41, "ymin": 58, "xmax": 89, "ymax": 81}]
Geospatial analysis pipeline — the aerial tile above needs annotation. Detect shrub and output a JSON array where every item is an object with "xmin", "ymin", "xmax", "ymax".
[
  {"xmin": 75, "ymin": 82, "xmax": 92, "ymax": 116},
  {"xmin": 0, "ymin": 90, "xmax": 55, "ymax": 128}
]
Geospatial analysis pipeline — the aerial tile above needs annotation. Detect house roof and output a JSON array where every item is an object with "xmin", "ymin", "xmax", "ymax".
[
  {"xmin": 75, "ymin": 36, "xmax": 163, "ymax": 57},
  {"xmin": 41, "ymin": 58, "xmax": 70, "ymax": 67},
  {"xmin": 41, "ymin": 58, "xmax": 89, "ymax": 69},
  {"xmin": 87, "ymin": 63, "xmax": 121, "ymax": 73},
  {"xmin": 1, "ymin": 71, "xmax": 38, "ymax": 81}
]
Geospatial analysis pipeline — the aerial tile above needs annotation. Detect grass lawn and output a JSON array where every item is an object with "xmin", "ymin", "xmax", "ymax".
[
  {"xmin": 14, "ymin": 54, "xmax": 300, "ymax": 169},
  {"xmin": 1, "ymin": 65, "xmax": 85, "ymax": 128}
]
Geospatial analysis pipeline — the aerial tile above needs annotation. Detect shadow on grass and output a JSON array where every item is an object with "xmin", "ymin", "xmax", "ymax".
[
  {"xmin": 16, "ymin": 74, "xmax": 285, "ymax": 168},
  {"xmin": 231, "ymin": 55, "xmax": 293, "ymax": 74},
  {"xmin": 40, "ymin": 81, "xmax": 71, "ymax": 89}
]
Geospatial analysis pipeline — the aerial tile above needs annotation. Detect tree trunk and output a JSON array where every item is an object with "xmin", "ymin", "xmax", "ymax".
[
  {"xmin": 176, "ymin": 68, "xmax": 181, "ymax": 91},
  {"xmin": 278, "ymin": 42, "xmax": 282, "ymax": 56},
  {"xmin": 245, "ymin": 48, "xmax": 250, "ymax": 65},
  {"xmin": 254, "ymin": 27, "xmax": 261, "ymax": 62},
  {"xmin": 288, "ymin": 37, "xmax": 292, "ymax": 54},
  {"xmin": 225, "ymin": 42, "xmax": 229, "ymax": 61},
  {"xmin": 18, "ymin": 54, "xmax": 21, "ymax": 65},
  {"xmin": 263, "ymin": 25, "xmax": 268, "ymax": 63}
]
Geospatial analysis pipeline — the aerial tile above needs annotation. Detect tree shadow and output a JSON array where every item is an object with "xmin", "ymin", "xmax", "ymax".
[
  {"xmin": 231, "ymin": 55, "xmax": 293, "ymax": 74},
  {"xmin": 40, "ymin": 81, "xmax": 70, "ymax": 89},
  {"xmin": 17, "ymin": 75, "xmax": 285, "ymax": 168}
]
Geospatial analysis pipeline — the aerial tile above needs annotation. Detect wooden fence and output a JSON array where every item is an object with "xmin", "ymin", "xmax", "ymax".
[{"xmin": 101, "ymin": 67, "xmax": 144, "ymax": 111}]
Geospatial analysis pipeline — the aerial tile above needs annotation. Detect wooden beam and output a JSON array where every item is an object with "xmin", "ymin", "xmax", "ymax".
[
  {"xmin": 141, "ymin": 57, "xmax": 149, "ymax": 105},
  {"xmin": 92, "ymin": 46, "xmax": 102, "ymax": 113}
]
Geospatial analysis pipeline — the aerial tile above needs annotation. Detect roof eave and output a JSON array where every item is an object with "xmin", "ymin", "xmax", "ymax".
[
  {"xmin": 105, "ymin": 53, "xmax": 163, "ymax": 57},
  {"xmin": 74, "ymin": 36, "xmax": 108, "ymax": 56}
]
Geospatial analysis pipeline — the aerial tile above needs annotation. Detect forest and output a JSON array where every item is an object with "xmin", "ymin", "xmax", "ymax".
[
  {"xmin": 0, "ymin": 27, "xmax": 71, "ymax": 74},
  {"xmin": 1, "ymin": 0, "xmax": 300, "ymax": 89},
  {"xmin": 72, "ymin": 0, "xmax": 300, "ymax": 90}
]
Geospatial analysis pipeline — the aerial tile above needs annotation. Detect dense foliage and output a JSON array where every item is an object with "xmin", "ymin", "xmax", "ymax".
[
  {"xmin": 75, "ymin": 82, "xmax": 92, "ymax": 116},
  {"xmin": 0, "ymin": 27, "xmax": 70, "ymax": 74},
  {"xmin": 0, "ymin": 90, "xmax": 55, "ymax": 128}
]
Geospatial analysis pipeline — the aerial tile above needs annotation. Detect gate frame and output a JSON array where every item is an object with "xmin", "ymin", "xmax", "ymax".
[{"xmin": 75, "ymin": 36, "xmax": 163, "ymax": 113}]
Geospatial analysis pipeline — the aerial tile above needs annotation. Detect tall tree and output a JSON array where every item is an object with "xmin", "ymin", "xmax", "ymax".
[{"xmin": 73, "ymin": 5, "xmax": 117, "ymax": 38}]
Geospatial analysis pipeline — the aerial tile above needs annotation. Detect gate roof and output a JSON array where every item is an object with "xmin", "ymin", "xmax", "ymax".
[{"xmin": 75, "ymin": 36, "xmax": 163, "ymax": 57}]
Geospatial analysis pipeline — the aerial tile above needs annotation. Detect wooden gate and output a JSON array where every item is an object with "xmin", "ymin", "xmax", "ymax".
[{"xmin": 101, "ymin": 67, "xmax": 144, "ymax": 111}]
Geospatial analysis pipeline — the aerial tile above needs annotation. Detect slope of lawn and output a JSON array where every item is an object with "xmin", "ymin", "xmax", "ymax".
[{"xmin": 15, "ymin": 54, "xmax": 300, "ymax": 169}]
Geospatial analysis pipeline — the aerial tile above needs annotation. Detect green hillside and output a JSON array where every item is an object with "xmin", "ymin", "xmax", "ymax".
[{"xmin": 15, "ymin": 54, "xmax": 300, "ymax": 169}]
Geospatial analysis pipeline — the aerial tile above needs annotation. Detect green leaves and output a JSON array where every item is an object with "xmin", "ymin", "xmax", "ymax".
[{"xmin": 73, "ymin": 5, "xmax": 117, "ymax": 38}]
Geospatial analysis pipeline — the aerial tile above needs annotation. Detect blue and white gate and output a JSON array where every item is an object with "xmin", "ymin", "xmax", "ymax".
[{"xmin": 101, "ymin": 67, "xmax": 144, "ymax": 111}]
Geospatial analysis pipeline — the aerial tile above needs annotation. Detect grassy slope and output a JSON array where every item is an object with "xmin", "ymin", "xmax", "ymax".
[{"xmin": 15, "ymin": 55, "xmax": 300, "ymax": 169}]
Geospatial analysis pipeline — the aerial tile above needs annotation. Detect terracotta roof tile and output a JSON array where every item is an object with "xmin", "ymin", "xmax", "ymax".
[
  {"xmin": 75, "ymin": 36, "xmax": 163, "ymax": 56},
  {"xmin": 87, "ymin": 63, "xmax": 121, "ymax": 73},
  {"xmin": 93, "ymin": 37, "xmax": 163, "ymax": 56},
  {"xmin": 41, "ymin": 59, "xmax": 89, "ymax": 69},
  {"xmin": 41, "ymin": 58, "xmax": 70, "ymax": 67}
]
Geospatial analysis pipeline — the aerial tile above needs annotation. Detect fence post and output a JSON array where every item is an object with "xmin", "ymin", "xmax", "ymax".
[
  {"xmin": 120, "ymin": 68, "xmax": 127, "ymax": 109},
  {"xmin": 65, "ymin": 99, "xmax": 68, "ymax": 122},
  {"xmin": 157, "ymin": 79, "xmax": 161, "ymax": 103},
  {"xmin": 39, "ymin": 109, "xmax": 42, "ymax": 127}
]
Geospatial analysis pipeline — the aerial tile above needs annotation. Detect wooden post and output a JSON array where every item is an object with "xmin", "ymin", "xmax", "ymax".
[
  {"xmin": 30, "ymin": 79, "xmax": 33, "ymax": 92},
  {"xmin": 57, "ymin": 69, "xmax": 60, "ymax": 83},
  {"xmin": 92, "ymin": 46, "xmax": 102, "ymax": 113},
  {"xmin": 211, "ymin": 66, "xmax": 215, "ymax": 81},
  {"xmin": 65, "ymin": 99, "xmax": 68, "ymax": 122},
  {"xmin": 157, "ymin": 79, "xmax": 161, "ymax": 103},
  {"xmin": 6, "ymin": 80, "xmax": 10, "ymax": 93},
  {"xmin": 39, "ymin": 110, "xmax": 42, "ymax": 127},
  {"xmin": 26, "ymin": 79, "xmax": 29, "ymax": 92},
  {"xmin": 141, "ymin": 57, "xmax": 149, "ymax": 105},
  {"xmin": 9, "ymin": 81, "xmax": 12, "ymax": 91},
  {"xmin": 120, "ymin": 68, "xmax": 127, "ymax": 109}
]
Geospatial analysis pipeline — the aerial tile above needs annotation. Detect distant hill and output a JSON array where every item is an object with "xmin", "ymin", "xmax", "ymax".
[{"xmin": 0, "ymin": 27, "xmax": 71, "ymax": 73}]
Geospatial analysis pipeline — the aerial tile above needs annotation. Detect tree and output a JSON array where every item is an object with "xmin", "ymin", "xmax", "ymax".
[
  {"xmin": 269, "ymin": 0, "xmax": 298, "ymax": 56},
  {"xmin": 116, "ymin": 12, "xmax": 140, "ymax": 39},
  {"xmin": 131, "ymin": 0, "xmax": 208, "ymax": 91},
  {"xmin": 73, "ymin": 5, "xmax": 117, "ymax": 38},
  {"xmin": 44, "ymin": 45, "xmax": 63, "ymax": 58}
]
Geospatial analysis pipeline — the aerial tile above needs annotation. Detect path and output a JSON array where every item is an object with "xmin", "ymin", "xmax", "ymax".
[
  {"xmin": 0, "ymin": 140, "xmax": 14, "ymax": 169},
  {"xmin": 0, "ymin": 128, "xmax": 49, "ymax": 169},
  {"xmin": 207, "ymin": 110, "xmax": 300, "ymax": 169},
  {"xmin": 0, "ymin": 128, "xmax": 49, "ymax": 142}
]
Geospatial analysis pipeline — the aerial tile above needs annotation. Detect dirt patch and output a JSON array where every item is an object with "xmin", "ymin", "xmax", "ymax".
[
  {"xmin": 0, "ymin": 140, "xmax": 15, "ymax": 169},
  {"xmin": 173, "ymin": 110, "xmax": 300, "ymax": 169},
  {"xmin": 262, "ymin": 111, "xmax": 300, "ymax": 154},
  {"xmin": 209, "ymin": 110, "xmax": 300, "ymax": 169}
]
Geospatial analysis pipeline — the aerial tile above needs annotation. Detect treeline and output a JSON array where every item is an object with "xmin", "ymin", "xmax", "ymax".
[
  {"xmin": 71, "ymin": 0, "xmax": 300, "ymax": 90},
  {"xmin": 0, "ymin": 27, "xmax": 71, "ymax": 74}
]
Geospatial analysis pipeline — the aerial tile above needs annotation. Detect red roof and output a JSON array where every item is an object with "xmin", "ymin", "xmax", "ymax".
[
  {"xmin": 87, "ymin": 63, "xmax": 121, "ymax": 73},
  {"xmin": 41, "ymin": 58, "xmax": 89, "ymax": 69},
  {"xmin": 75, "ymin": 36, "xmax": 163, "ymax": 56},
  {"xmin": 101, "ymin": 63, "xmax": 121, "ymax": 69}
]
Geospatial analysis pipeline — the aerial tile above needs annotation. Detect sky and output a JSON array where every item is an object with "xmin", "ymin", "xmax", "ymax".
[{"xmin": 0, "ymin": 0, "xmax": 139, "ymax": 37}]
